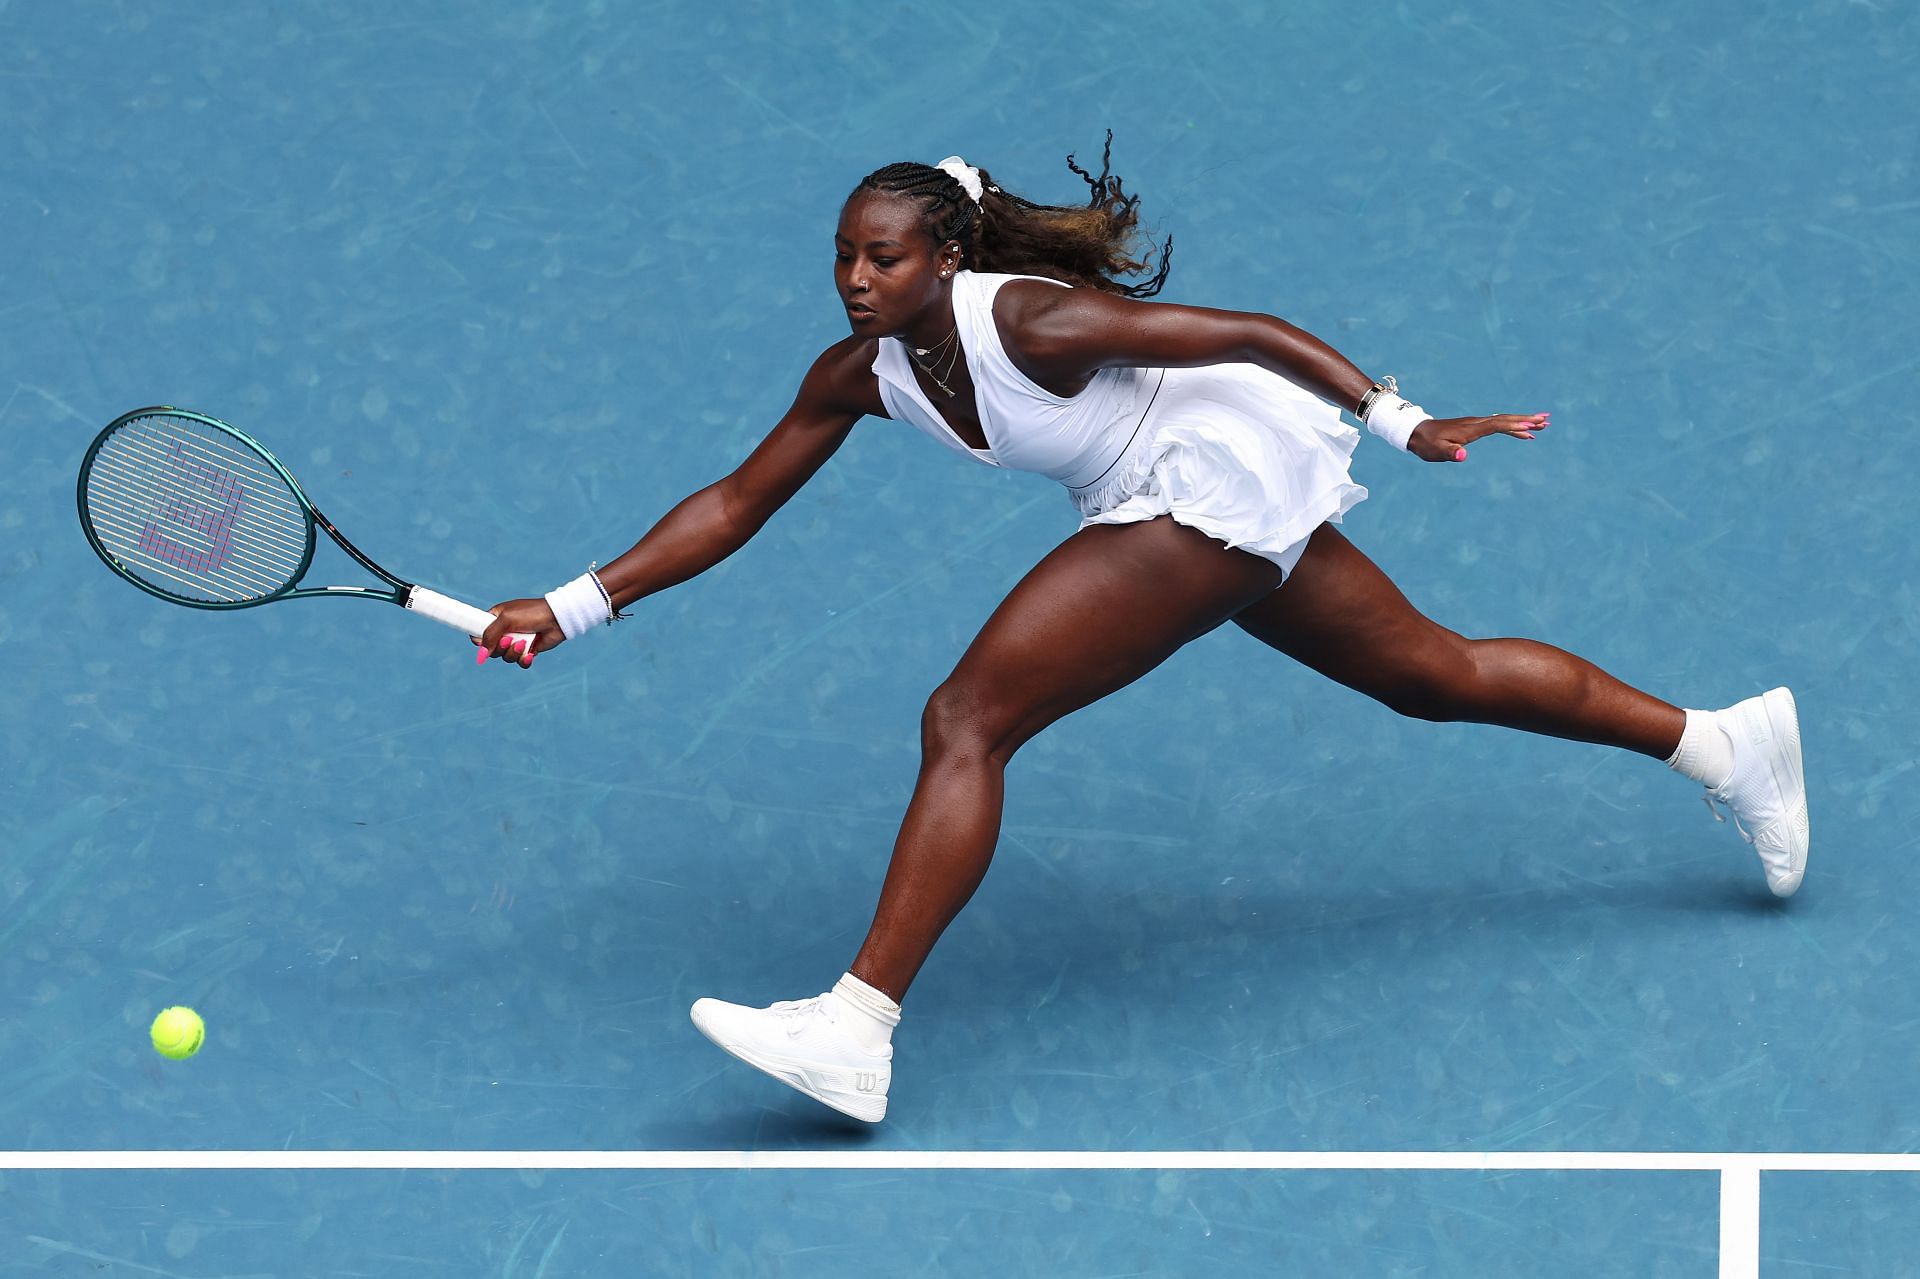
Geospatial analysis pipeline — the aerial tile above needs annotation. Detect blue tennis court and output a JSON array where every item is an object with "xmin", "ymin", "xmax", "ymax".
[{"xmin": 4, "ymin": 1, "xmax": 1916, "ymax": 1274}]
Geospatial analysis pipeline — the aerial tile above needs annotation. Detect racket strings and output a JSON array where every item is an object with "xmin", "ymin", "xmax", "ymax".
[
  {"xmin": 89, "ymin": 427, "xmax": 307, "ymax": 594},
  {"xmin": 88, "ymin": 482, "xmax": 299, "ymax": 583},
  {"xmin": 87, "ymin": 438, "xmax": 302, "ymax": 578},
  {"xmin": 90, "ymin": 435, "xmax": 305, "ymax": 576},
  {"xmin": 83, "ymin": 416, "xmax": 311, "ymax": 604}
]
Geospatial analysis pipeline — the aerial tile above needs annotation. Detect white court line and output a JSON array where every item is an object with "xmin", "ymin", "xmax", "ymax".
[
  {"xmin": 1721, "ymin": 1162, "xmax": 1761, "ymax": 1279},
  {"xmin": 7, "ymin": 1150, "xmax": 1920, "ymax": 1171},
  {"xmin": 11, "ymin": 1150, "xmax": 1917, "ymax": 1279}
]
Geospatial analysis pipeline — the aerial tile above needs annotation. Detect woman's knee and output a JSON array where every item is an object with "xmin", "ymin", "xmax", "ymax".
[
  {"xmin": 1376, "ymin": 678, "xmax": 1452, "ymax": 722},
  {"xmin": 921, "ymin": 680, "xmax": 1027, "ymax": 764}
]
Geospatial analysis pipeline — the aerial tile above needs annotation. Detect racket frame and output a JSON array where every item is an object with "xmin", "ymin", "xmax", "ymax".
[
  {"xmin": 78, "ymin": 406, "xmax": 515, "ymax": 644},
  {"xmin": 77, "ymin": 406, "xmax": 428, "ymax": 611}
]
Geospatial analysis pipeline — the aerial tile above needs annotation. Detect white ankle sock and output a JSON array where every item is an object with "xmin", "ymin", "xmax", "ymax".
[
  {"xmin": 1666, "ymin": 708, "xmax": 1735, "ymax": 789},
  {"xmin": 825, "ymin": 973, "xmax": 900, "ymax": 1054}
]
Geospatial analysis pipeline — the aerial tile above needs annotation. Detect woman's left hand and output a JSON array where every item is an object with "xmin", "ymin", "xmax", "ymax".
[{"xmin": 1408, "ymin": 412, "xmax": 1549, "ymax": 463}]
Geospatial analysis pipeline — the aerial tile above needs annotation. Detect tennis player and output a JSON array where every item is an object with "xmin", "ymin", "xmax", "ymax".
[{"xmin": 479, "ymin": 144, "xmax": 1807, "ymax": 1123}]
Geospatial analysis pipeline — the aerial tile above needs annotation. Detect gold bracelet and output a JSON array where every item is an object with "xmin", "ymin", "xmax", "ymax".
[{"xmin": 1356, "ymin": 375, "xmax": 1398, "ymax": 421}]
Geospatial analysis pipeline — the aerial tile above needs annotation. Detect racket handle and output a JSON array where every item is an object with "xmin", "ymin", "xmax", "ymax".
[{"xmin": 405, "ymin": 586, "xmax": 536, "ymax": 650}]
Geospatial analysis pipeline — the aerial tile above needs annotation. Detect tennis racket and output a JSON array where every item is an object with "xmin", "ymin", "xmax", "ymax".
[{"xmin": 77, "ymin": 406, "xmax": 534, "ymax": 654}]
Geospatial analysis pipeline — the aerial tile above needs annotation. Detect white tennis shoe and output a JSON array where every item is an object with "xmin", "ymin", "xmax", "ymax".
[
  {"xmin": 690, "ymin": 994, "xmax": 892, "ymax": 1123},
  {"xmin": 1703, "ymin": 687, "xmax": 1809, "ymax": 897}
]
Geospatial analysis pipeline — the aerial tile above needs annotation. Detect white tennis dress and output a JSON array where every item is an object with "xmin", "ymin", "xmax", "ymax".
[{"xmin": 871, "ymin": 270, "xmax": 1367, "ymax": 576}]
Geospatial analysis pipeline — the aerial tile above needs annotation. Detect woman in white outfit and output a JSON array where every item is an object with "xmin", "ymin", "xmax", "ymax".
[{"xmin": 478, "ymin": 142, "xmax": 1808, "ymax": 1124}]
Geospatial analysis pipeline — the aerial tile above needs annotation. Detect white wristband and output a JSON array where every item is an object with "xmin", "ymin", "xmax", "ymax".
[
  {"xmin": 544, "ymin": 572, "xmax": 610, "ymax": 641},
  {"xmin": 1363, "ymin": 391, "xmax": 1429, "ymax": 452}
]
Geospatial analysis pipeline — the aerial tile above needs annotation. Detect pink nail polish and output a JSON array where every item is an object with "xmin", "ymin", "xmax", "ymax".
[{"xmin": 1454, "ymin": 447, "xmax": 1467, "ymax": 461}]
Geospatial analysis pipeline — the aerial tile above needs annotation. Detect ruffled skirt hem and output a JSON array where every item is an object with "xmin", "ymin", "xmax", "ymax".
[{"xmin": 1071, "ymin": 365, "xmax": 1368, "ymax": 577}]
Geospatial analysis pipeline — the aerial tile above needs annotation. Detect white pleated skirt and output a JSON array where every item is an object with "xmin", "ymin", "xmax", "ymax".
[{"xmin": 1073, "ymin": 363, "xmax": 1368, "ymax": 577}]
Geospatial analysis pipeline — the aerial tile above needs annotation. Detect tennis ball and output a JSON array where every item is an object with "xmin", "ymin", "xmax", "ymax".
[{"xmin": 150, "ymin": 1006, "xmax": 205, "ymax": 1060}]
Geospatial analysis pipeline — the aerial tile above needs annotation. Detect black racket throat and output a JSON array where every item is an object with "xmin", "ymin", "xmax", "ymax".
[{"xmin": 307, "ymin": 507, "xmax": 415, "ymax": 603}]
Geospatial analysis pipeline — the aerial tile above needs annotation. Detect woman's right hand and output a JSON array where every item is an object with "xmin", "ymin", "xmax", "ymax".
[{"xmin": 477, "ymin": 598, "xmax": 564, "ymax": 667}]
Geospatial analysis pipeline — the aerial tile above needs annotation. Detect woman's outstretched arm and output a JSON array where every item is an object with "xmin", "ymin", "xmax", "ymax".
[
  {"xmin": 998, "ymin": 283, "xmax": 1546, "ymax": 463},
  {"xmin": 477, "ymin": 337, "xmax": 884, "ymax": 663}
]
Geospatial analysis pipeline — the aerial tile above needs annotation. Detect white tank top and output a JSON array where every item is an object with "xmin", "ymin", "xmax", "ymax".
[{"xmin": 871, "ymin": 270, "xmax": 1165, "ymax": 509}]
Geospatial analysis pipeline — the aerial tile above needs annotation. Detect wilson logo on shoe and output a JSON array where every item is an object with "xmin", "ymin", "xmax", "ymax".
[{"xmin": 855, "ymin": 1072, "xmax": 881, "ymax": 1093}]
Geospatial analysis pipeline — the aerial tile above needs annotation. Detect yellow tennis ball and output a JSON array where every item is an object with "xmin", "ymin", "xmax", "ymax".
[{"xmin": 149, "ymin": 1006, "xmax": 205, "ymax": 1060}]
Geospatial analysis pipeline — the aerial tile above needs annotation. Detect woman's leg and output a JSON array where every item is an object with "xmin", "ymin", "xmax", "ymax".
[
  {"xmin": 848, "ymin": 517, "xmax": 1285, "ymax": 1000},
  {"xmin": 1232, "ymin": 524, "xmax": 1685, "ymax": 757}
]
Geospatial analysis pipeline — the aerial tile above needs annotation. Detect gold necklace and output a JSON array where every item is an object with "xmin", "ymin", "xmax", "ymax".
[{"xmin": 909, "ymin": 327, "xmax": 962, "ymax": 398}]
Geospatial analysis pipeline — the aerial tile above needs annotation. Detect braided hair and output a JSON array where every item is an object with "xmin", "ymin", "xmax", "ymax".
[{"xmin": 850, "ymin": 132, "xmax": 1173, "ymax": 298}]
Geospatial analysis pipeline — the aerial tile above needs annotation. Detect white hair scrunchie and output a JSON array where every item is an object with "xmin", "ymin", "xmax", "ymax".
[{"xmin": 936, "ymin": 155, "xmax": 985, "ymax": 206}]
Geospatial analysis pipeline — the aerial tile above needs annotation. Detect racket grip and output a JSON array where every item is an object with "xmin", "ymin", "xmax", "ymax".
[{"xmin": 405, "ymin": 585, "xmax": 535, "ymax": 651}]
